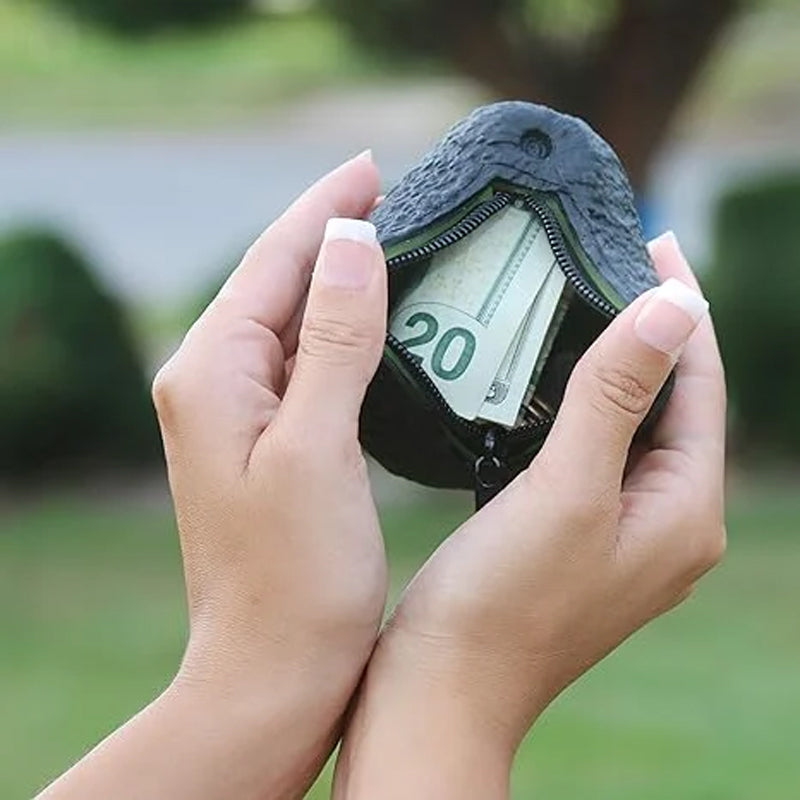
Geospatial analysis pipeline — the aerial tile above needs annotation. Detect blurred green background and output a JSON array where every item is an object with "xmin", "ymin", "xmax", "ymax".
[{"xmin": 1, "ymin": 0, "xmax": 799, "ymax": 797}]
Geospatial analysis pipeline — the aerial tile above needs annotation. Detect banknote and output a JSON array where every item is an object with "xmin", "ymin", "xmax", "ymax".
[
  {"xmin": 477, "ymin": 263, "xmax": 566, "ymax": 427},
  {"xmin": 389, "ymin": 204, "xmax": 566, "ymax": 423}
]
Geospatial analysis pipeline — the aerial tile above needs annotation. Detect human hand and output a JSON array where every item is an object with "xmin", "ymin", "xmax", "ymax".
[
  {"xmin": 333, "ymin": 232, "xmax": 726, "ymax": 799},
  {"xmin": 153, "ymin": 152, "xmax": 389, "ymax": 792},
  {"xmin": 37, "ymin": 153, "xmax": 391, "ymax": 800}
]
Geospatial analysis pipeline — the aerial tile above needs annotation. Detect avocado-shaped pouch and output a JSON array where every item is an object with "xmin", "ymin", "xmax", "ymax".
[{"xmin": 361, "ymin": 101, "xmax": 670, "ymax": 508}]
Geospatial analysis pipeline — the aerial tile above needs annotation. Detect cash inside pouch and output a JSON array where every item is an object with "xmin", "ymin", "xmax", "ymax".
[{"xmin": 384, "ymin": 184, "xmax": 620, "ymax": 460}]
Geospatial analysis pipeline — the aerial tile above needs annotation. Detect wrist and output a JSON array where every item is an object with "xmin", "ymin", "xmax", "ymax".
[
  {"xmin": 181, "ymin": 590, "xmax": 382, "ymax": 684},
  {"xmin": 334, "ymin": 628, "xmax": 517, "ymax": 800},
  {"xmin": 379, "ymin": 615, "xmax": 559, "ymax": 751},
  {"xmin": 165, "ymin": 654, "xmax": 352, "ymax": 799},
  {"xmin": 177, "ymin": 614, "xmax": 378, "ymax": 715},
  {"xmin": 170, "ymin": 615, "xmax": 380, "ymax": 784}
]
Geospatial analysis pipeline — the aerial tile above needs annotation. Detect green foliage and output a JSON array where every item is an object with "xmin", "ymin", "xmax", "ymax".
[
  {"xmin": 522, "ymin": 0, "xmax": 618, "ymax": 37},
  {"xmin": 0, "ymin": 229, "xmax": 160, "ymax": 479},
  {"xmin": 45, "ymin": 0, "xmax": 251, "ymax": 36},
  {"xmin": 707, "ymin": 173, "xmax": 800, "ymax": 458}
]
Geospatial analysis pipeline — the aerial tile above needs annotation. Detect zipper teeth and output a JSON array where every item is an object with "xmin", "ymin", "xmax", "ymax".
[
  {"xmin": 385, "ymin": 194, "xmax": 516, "ymax": 438},
  {"xmin": 523, "ymin": 196, "xmax": 617, "ymax": 318},
  {"xmin": 387, "ymin": 330, "xmax": 485, "ymax": 435},
  {"xmin": 384, "ymin": 190, "xmax": 616, "ymax": 447},
  {"xmin": 386, "ymin": 192, "xmax": 514, "ymax": 271}
]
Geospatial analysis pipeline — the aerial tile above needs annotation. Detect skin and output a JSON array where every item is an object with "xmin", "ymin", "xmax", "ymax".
[
  {"xmin": 38, "ymin": 151, "xmax": 388, "ymax": 800},
  {"xmin": 332, "ymin": 233, "xmax": 726, "ymax": 799},
  {"xmin": 37, "ymin": 156, "xmax": 725, "ymax": 800}
]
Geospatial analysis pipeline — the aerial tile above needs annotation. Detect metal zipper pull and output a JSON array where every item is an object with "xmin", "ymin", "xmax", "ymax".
[{"xmin": 474, "ymin": 427, "xmax": 511, "ymax": 511}]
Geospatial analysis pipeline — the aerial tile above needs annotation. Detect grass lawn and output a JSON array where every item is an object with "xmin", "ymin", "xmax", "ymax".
[{"xmin": 1, "ymin": 479, "xmax": 798, "ymax": 798}]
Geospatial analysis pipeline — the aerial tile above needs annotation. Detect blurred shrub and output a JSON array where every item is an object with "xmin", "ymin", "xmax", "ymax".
[
  {"xmin": 46, "ymin": 0, "xmax": 251, "ymax": 35},
  {"xmin": 707, "ymin": 172, "xmax": 800, "ymax": 459},
  {"xmin": 0, "ymin": 229, "xmax": 160, "ymax": 479}
]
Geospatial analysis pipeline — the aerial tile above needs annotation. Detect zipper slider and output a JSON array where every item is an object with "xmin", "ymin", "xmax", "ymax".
[{"xmin": 474, "ymin": 427, "xmax": 511, "ymax": 511}]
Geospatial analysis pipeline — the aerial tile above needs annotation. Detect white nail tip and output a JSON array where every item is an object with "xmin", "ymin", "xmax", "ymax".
[
  {"xmin": 648, "ymin": 229, "xmax": 678, "ymax": 249},
  {"xmin": 654, "ymin": 278, "xmax": 709, "ymax": 322},
  {"xmin": 324, "ymin": 218, "xmax": 378, "ymax": 246}
]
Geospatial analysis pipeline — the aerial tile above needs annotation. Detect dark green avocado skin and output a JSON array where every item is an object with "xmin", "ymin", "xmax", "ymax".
[
  {"xmin": 362, "ymin": 101, "xmax": 664, "ymax": 491},
  {"xmin": 371, "ymin": 100, "xmax": 657, "ymax": 304}
]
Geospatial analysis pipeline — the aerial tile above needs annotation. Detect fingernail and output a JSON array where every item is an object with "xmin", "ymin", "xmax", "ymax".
[
  {"xmin": 324, "ymin": 217, "xmax": 377, "ymax": 246},
  {"xmin": 648, "ymin": 229, "xmax": 679, "ymax": 250},
  {"xmin": 634, "ymin": 278, "xmax": 709, "ymax": 356},
  {"xmin": 319, "ymin": 217, "xmax": 378, "ymax": 289},
  {"xmin": 354, "ymin": 148, "xmax": 373, "ymax": 163}
]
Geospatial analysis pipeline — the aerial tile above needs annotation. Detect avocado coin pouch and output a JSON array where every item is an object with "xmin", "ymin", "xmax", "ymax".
[{"xmin": 361, "ymin": 101, "xmax": 670, "ymax": 507}]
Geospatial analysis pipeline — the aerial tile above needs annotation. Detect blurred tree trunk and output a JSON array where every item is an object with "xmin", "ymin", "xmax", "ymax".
[{"xmin": 328, "ymin": 0, "xmax": 742, "ymax": 191}]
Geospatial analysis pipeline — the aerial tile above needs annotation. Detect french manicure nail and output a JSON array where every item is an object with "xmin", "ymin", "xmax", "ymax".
[
  {"xmin": 318, "ymin": 217, "xmax": 378, "ymax": 289},
  {"xmin": 634, "ymin": 278, "xmax": 709, "ymax": 356},
  {"xmin": 648, "ymin": 229, "xmax": 679, "ymax": 250},
  {"xmin": 324, "ymin": 217, "xmax": 377, "ymax": 246}
]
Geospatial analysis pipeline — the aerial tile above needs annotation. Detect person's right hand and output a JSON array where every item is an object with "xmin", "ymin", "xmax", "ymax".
[
  {"xmin": 40, "ymin": 152, "xmax": 390, "ymax": 800},
  {"xmin": 334, "ymin": 232, "xmax": 726, "ymax": 799}
]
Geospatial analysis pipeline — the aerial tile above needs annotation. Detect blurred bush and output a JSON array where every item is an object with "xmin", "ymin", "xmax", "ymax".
[
  {"xmin": 0, "ymin": 229, "xmax": 160, "ymax": 479},
  {"xmin": 46, "ymin": 0, "xmax": 251, "ymax": 35},
  {"xmin": 707, "ymin": 172, "xmax": 800, "ymax": 459}
]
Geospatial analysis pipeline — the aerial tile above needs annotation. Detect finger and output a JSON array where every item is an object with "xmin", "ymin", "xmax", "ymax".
[
  {"xmin": 279, "ymin": 294, "xmax": 308, "ymax": 357},
  {"xmin": 153, "ymin": 154, "xmax": 380, "ymax": 476},
  {"xmin": 214, "ymin": 150, "xmax": 380, "ymax": 335},
  {"xmin": 647, "ymin": 232, "xmax": 727, "ymax": 455},
  {"xmin": 537, "ymin": 276, "xmax": 709, "ymax": 492},
  {"xmin": 276, "ymin": 218, "xmax": 387, "ymax": 447},
  {"xmin": 649, "ymin": 232, "xmax": 702, "ymax": 292}
]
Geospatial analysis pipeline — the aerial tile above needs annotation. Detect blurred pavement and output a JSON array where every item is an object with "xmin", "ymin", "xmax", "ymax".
[
  {"xmin": 3, "ymin": 81, "xmax": 799, "ymax": 305},
  {"xmin": 0, "ymin": 83, "xmax": 476, "ymax": 303}
]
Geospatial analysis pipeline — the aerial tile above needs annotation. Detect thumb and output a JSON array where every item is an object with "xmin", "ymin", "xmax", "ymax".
[
  {"xmin": 280, "ymin": 217, "xmax": 387, "ymax": 443},
  {"xmin": 538, "ymin": 276, "xmax": 709, "ymax": 491}
]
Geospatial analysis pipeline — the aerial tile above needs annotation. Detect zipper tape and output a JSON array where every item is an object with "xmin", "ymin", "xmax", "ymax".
[{"xmin": 383, "ymin": 187, "xmax": 620, "ymax": 506}]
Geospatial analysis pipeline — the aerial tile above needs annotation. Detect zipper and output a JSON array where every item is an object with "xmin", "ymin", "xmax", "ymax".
[
  {"xmin": 384, "ymin": 188, "xmax": 618, "ymax": 490},
  {"xmin": 386, "ymin": 191, "xmax": 514, "ymax": 269},
  {"xmin": 473, "ymin": 427, "xmax": 510, "ymax": 510},
  {"xmin": 522, "ymin": 195, "xmax": 617, "ymax": 317}
]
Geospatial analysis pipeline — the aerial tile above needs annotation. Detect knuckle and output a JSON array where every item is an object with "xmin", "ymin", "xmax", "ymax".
[
  {"xmin": 694, "ymin": 523, "xmax": 727, "ymax": 573},
  {"xmin": 151, "ymin": 358, "xmax": 179, "ymax": 418},
  {"xmin": 151, "ymin": 354, "xmax": 194, "ymax": 429},
  {"xmin": 672, "ymin": 514, "xmax": 726, "ymax": 579},
  {"xmin": 592, "ymin": 363, "xmax": 655, "ymax": 419},
  {"xmin": 300, "ymin": 314, "xmax": 375, "ymax": 366}
]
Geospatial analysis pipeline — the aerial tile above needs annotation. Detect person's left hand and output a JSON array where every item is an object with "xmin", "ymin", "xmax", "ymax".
[{"xmin": 332, "ymin": 234, "xmax": 726, "ymax": 800}]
